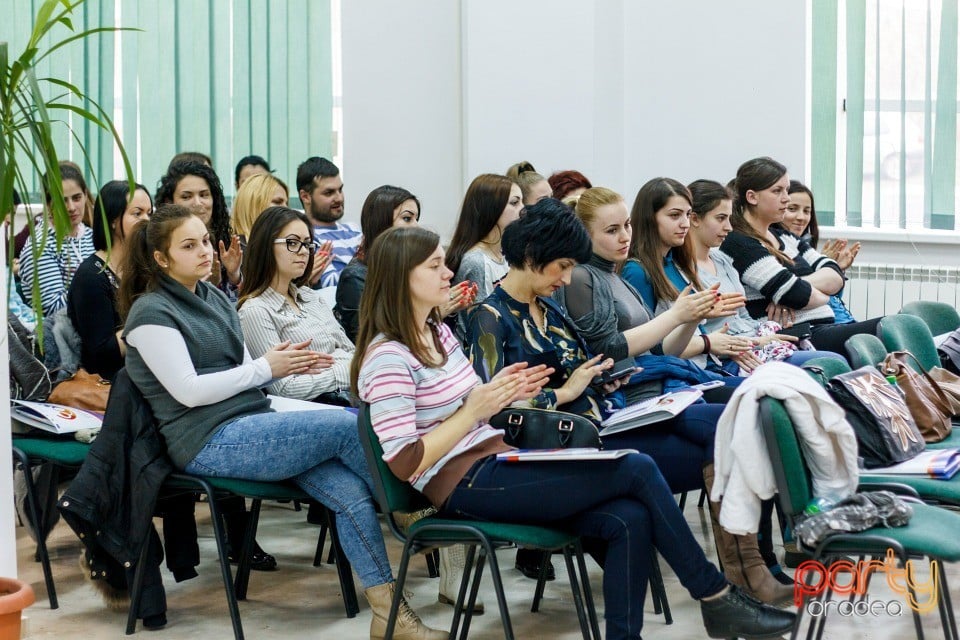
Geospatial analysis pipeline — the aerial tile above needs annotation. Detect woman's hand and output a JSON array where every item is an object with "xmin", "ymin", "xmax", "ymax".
[
  {"xmin": 732, "ymin": 350, "xmax": 764, "ymax": 374},
  {"xmin": 835, "ymin": 241, "xmax": 860, "ymax": 270},
  {"xmin": 439, "ymin": 281, "xmax": 479, "ymax": 318},
  {"xmin": 262, "ymin": 339, "xmax": 323, "ymax": 378},
  {"xmin": 704, "ymin": 291, "xmax": 746, "ymax": 319},
  {"xmin": 556, "ymin": 354, "xmax": 613, "ymax": 405},
  {"xmin": 708, "ymin": 325, "xmax": 755, "ymax": 357},
  {"xmin": 309, "ymin": 240, "xmax": 334, "ymax": 286},
  {"xmin": 668, "ymin": 284, "xmax": 722, "ymax": 324},
  {"xmin": 820, "ymin": 238, "xmax": 843, "ymax": 260},
  {"xmin": 765, "ymin": 302, "xmax": 796, "ymax": 328},
  {"xmin": 755, "ymin": 333, "xmax": 798, "ymax": 347},
  {"xmin": 219, "ymin": 235, "xmax": 244, "ymax": 285}
]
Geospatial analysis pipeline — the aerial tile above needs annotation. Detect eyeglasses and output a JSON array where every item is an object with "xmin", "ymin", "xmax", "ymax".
[{"xmin": 274, "ymin": 238, "xmax": 317, "ymax": 253}]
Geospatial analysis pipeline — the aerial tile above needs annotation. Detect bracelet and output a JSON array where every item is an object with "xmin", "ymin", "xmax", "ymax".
[{"xmin": 701, "ymin": 334, "xmax": 711, "ymax": 355}]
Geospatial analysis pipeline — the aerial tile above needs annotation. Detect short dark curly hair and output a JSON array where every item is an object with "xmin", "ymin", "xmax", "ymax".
[{"xmin": 501, "ymin": 198, "xmax": 591, "ymax": 270}]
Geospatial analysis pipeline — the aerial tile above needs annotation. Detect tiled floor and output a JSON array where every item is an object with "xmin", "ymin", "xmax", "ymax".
[{"xmin": 14, "ymin": 497, "xmax": 958, "ymax": 639}]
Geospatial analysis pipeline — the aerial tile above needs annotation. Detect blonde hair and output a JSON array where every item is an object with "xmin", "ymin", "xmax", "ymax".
[
  {"xmin": 231, "ymin": 173, "xmax": 289, "ymax": 239},
  {"xmin": 572, "ymin": 187, "xmax": 623, "ymax": 231},
  {"xmin": 505, "ymin": 161, "xmax": 547, "ymax": 202}
]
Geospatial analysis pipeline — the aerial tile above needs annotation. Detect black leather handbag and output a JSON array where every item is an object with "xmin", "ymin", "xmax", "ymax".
[
  {"xmin": 824, "ymin": 366, "xmax": 926, "ymax": 468},
  {"xmin": 490, "ymin": 407, "xmax": 601, "ymax": 450}
]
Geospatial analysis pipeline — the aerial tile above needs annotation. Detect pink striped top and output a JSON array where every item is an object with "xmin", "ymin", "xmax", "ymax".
[{"xmin": 357, "ymin": 322, "xmax": 506, "ymax": 495}]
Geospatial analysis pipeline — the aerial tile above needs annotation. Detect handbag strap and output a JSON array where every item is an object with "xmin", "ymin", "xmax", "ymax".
[{"xmin": 886, "ymin": 350, "xmax": 953, "ymax": 406}]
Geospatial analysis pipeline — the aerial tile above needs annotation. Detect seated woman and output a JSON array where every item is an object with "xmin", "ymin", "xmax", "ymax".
[
  {"xmin": 237, "ymin": 206, "xmax": 352, "ymax": 404},
  {"xmin": 565, "ymin": 187, "xmax": 740, "ymax": 401},
  {"xmin": 621, "ymin": 178, "xmax": 760, "ymax": 375},
  {"xmin": 445, "ymin": 174, "xmax": 524, "ymax": 336},
  {"xmin": 19, "ymin": 162, "xmax": 96, "ymax": 317},
  {"xmin": 119, "ymin": 205, "xmax": 445, "ymax": 640},
  {"xmin": 231, "ymin": 172, "xmax": 289, "ymax": 241},
  {"xmin": 155, "ymin": 160, "xmax": 244, "ymax": 301},
  {"xmin": 719, "ymin": 157, "xmax": 880, "ymax": 357},
  {"xmin": 784, "ymin": 180, "xmax": 859, "ymax": 324},
  {"xmin": 548, "ymin": 169, "xmax": 592, "ymax": 201},
  {"xmin": 67, "ymin": 180, "xmax": 152, "ymax": 381},
  {"xmin": 335, "ymin": 186, "xmax": 421, "ymax": 343},
  {"xmin": 353, "ymin": 225, "xmax": 795, "ymax": 640},
  {"xmin": 470, "ymin": 200, "xmax": 791, "ymax": 603},
  {"xmin": 506, "ymin": 161, "xmax": 553, "ymax": 206}
]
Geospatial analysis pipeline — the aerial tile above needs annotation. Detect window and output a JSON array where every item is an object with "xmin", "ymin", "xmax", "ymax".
[{"xmin": 811, "ymin": 0, "xmax": 959, "ymax": 231}]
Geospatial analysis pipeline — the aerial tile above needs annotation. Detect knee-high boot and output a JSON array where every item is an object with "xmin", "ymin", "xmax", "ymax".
[{"xmin": 702, "ymin": 464, "xmax": 793, "ymax": 604}]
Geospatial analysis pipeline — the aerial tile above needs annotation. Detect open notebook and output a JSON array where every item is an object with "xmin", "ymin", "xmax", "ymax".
[
  {"xmin": 11, "ymin": 400, "xmax": 104, "ymax": 435},
  {"xmin": 599, "ymin": 389, "xmax": 702, "ymax": 436}
]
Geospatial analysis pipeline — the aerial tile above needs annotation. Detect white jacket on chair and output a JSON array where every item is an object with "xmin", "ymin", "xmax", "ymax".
[{"xmin": 711, "ymin": 361, "xmax": 859, "ymax": 535}]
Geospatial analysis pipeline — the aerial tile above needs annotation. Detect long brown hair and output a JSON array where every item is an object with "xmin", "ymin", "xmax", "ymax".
[
  {"xmin": 117, "ymin": 204, "xmax": 197, "ymax": 320},
  {"xmin": 787, "ymin": 180, "xmax": 819, "ymax": 248},
  {"xmin": 628, "ymin": 178, "xmax": 701, "ymax": 302},
  {"xmin": 731, "ymin": 157, "xmax": 793, "ymax": 265},
  {"xmin": 350, "ymin": 226, "xmax": 447, "ymax": 394},
  {"xmin": 236, "ymin": 206, "xmax": 315, "ymax": 309},
  {"xmin": 445, "ymin": 174, "xmax": 515, "ymax": 275}
]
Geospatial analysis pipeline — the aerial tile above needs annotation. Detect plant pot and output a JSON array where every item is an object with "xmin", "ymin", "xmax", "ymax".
[{"xmin": 0, "ymin": 577, "xmax": 34, "ymax": 640}]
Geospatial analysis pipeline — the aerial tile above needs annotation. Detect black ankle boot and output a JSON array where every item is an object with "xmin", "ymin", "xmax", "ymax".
[
  {"xmin": 514, "ymin": 548, "xmax": 555, "ymax": 581},
  {"xmin": 700, "ymin": 585, "xmax": 796, "ymax": 639}
]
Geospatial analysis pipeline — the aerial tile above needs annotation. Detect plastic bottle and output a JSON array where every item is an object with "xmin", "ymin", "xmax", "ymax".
[
  {"xmin": 886, "ymin": 374, "xmax": 907, "ymax": 400},
  {"xmin": 803, "ymin": 496, "xmax": 836, "ymax": 517}
]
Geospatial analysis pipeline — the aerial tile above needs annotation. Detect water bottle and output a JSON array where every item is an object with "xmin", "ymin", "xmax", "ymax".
[
  {"xmin": 803, "ymin": 496, "xmax": 835, "ymax": 517},
  {"xmin": 886, "ymin": 374, "xmax": 907, "ymax": 400}
]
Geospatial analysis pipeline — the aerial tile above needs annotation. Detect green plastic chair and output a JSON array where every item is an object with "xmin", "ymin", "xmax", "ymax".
[
  {"xmin": 12, "ymin": 436, "xmax": 92, "ymax": 608},
  {"xmin": 878, "ymin": 314, "xmax": 941, "ymax": 372},
  {"xmin": 900, "ymin": 301, "xmax": 960, "ymax": 337},
  {"xmin": 844, "ymin": 333, "xmax": 888, "ymax": 369},
  {"xmin": 357, "ymin": 403, "xmax": 600, "ymax": 640},
  {"xmin": 759, "ymin": 397, "xmax": 960, "ymax": 640}
]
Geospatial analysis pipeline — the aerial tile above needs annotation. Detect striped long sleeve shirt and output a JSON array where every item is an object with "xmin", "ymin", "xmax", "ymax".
[{"xmin": 19, "ymin": 224, "xmax": 95, "ymax": 316}]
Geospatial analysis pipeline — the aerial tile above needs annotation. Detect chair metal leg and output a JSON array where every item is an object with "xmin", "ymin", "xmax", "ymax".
[
  {"xmin": 386, "ymin": 539, "xmax": 416, "ymax": 640},
  {"xmin": 574, "ymin": 542, "xmax": 601, "ymax": 640},
  {"xmin": 939, "ymin": 564, "xmax": 957, "ymax": 640},
  {"xmin": 192, "ymin": 478, "xmax": 245, "ymax": 640},
  {"xmin": 325, "ymin": 510, "xmax": 360, "ymax": 618},
  {"xmin": 425, "ymin": 548, "xmax": 439, "ymax": 578},
  {"xmin": 698, "ymin": 488, "xmax": 707, "ymax": 508},
  {"xmin": 479, "ymin": 538, "xmax": 514, "ymax": 640},
  {"xmin": 233, "ymin": 498, "xmax": 261, "ymax": 601},
  {"xmin": 562, "ymin": 548, "xmax": 591, "ymax": 640},
  {"xmin": 448, "ymin": 544, "xmax": 477, "ymax": 639},
  {"xmin": 530, "ymin": 550, "xmax": 550, "ymax": 612},
  {"xmin": 678, "ymin": 491, "xmax": 688, "ymax": 511},
  {"xmin": 13, "ymin": 449, "xmax": 58, "ymax": 609},
  {"xmin": 648, "ymin": 549, "xmax": 671, "ymax": 624},
  {"xmin": 458, "ymin": 549, "xmax": 488, "ymax": 640},
  {"xmin": 313, "ymin": 521, "xmax": 328, "ymax": 567}
]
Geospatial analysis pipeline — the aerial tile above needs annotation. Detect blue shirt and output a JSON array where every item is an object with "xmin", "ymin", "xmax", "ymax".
[
  {"xmin": 312, "ymin": 222, "xmax": 362, "ymax": 288},
  {"xmin": 621, "ymin": 253, "xmax": 689, "ymax": 313}
]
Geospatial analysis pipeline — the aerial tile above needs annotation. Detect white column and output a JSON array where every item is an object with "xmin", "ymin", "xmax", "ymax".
[{"xmin": 0, "ymin": 236, "xmax": 16, "ymax": 578}]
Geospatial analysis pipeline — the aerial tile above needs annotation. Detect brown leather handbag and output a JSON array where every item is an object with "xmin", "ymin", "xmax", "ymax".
[
  {"xmin": 48, "ymin": 368, "xmax": 111, "ymax": 413},
  {"xmin": 881, "ymin": 351, "xmax": 952, "ymax": 443},
  {"xmin": 929, "ymin": 366, "xmax": 960, "ymax": 416}
]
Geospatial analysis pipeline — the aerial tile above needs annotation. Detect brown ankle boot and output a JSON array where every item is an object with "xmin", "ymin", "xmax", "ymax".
[
  {"xmin": 702, "ymin": 464, "xmax": 793, "ymax": 605},
  {"xmin": 365, "ymin": 581, "xmax": 448, "ymax": 640}
]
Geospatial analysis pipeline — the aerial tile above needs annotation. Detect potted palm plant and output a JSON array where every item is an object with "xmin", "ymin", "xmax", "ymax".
[{"xmin": 1, "ymin": 0, "xmax": 133, "ymax": 627}]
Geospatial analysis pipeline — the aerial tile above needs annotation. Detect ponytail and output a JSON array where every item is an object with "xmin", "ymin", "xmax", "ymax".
[{"xmin": 118, "ymin": 204, "xmax": 195, "ymax": 320}]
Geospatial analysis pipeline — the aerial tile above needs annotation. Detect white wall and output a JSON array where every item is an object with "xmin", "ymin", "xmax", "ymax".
[{"xmin": 342, "ymin": 0, "xmax": 808, "ymax": 240}]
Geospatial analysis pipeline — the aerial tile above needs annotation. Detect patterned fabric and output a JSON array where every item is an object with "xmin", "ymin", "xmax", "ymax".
[
  {"xmin": 19, "ymin": 224, "xmax": 95, "ymax": 316},
  {"xmin": 792, "ymin": 491, "xmax": 912, "ymax": 548},
  {"xmin": 465, "ymin": 286, "xmax": 621, "ymax": 425},
  {"xmin": 719, "ymin": 227, "xmax": 842, "ymax": 325},
  {"xmin": 312, "ymin": 221, "xmax": 362, "ymax": 288},
  {"xmin": 357, "ymin": 321, "xmax": 505, "ymax": 494}
]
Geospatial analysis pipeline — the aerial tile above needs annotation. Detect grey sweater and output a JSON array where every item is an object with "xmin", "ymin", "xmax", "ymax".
[{"xmin": 123, "ymin": 275, "xmax": 270, "ymax": 469}]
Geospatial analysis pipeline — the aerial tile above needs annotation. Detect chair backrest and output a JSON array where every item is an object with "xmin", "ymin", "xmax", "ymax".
[
  {"xmin": 844, "ymin": 333, "xmax": 888, "ymax": 369},
  {"xmin": 900, "ymin": 300, "xmax": 960, "ymax": 337},
  {"xmin": 356, "ymin": 402, "xmax": 433, "ymax": 516},
  {"xmin": 759, "ymin": 397, "xmax": 813, "ymax": 521},
  {"xmin": 801, "ymin": 357, "xmax": 852, "ymax": 386},
  {"xmin": 878, "ymin": 314, "xmax": 940, "ymax": 372}
]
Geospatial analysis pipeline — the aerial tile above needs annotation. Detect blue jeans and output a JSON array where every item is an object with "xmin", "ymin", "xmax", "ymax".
[
  {"xmin": 184, "ymin": 409, "xmax": 392, "ymax": 589},
  {"xmin": 442, "ymin": 452, "xmax": 727, "ymax": 640},
  {"xmin": 783, "ymin": 349, "xmax": 846, "ymax": 366},
  {"xmin": 603, "ymin": 402, "xmax": 723, "ymax": 493}
]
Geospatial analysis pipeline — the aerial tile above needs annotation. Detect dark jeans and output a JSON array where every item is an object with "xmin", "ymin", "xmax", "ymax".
[
  {"xmin": 603, "ymin": 402, "xmax": 723, "ymax": 493},
  {"xmin": 809, "ymin": 317, "xmax": 882, "ymax": 358},
  {"xmin": 442, "ymin": 452, "xmax": 727, "ymax": 640}
]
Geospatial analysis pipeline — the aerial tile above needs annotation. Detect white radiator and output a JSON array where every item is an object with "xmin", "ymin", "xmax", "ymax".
[{"xmin": 842, "ymin": 263, "xmax": 960, "ymax": 320}]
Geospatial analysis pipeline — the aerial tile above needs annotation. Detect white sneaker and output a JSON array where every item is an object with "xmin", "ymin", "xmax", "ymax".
[{"xmin": 437, "ymin": 545, "xmax": 484, "ymax": 613}]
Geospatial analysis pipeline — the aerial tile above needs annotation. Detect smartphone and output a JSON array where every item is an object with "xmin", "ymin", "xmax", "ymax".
[
  {"xmin": 592, "ymin": 358, "xmax": 639, "ymax": 387},
  {"xmin": 690, "ymin": 380, "xmax": 725, "ymax": 391},
  {"xmin": 777, "ymin": 321, "xmax": 812, "ymax": 340}
]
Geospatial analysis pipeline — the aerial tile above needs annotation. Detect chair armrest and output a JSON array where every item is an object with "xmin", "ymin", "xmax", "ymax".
[{"xmin": 857, "ymin": 481, "xmax": 921, "ymax": 498}]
